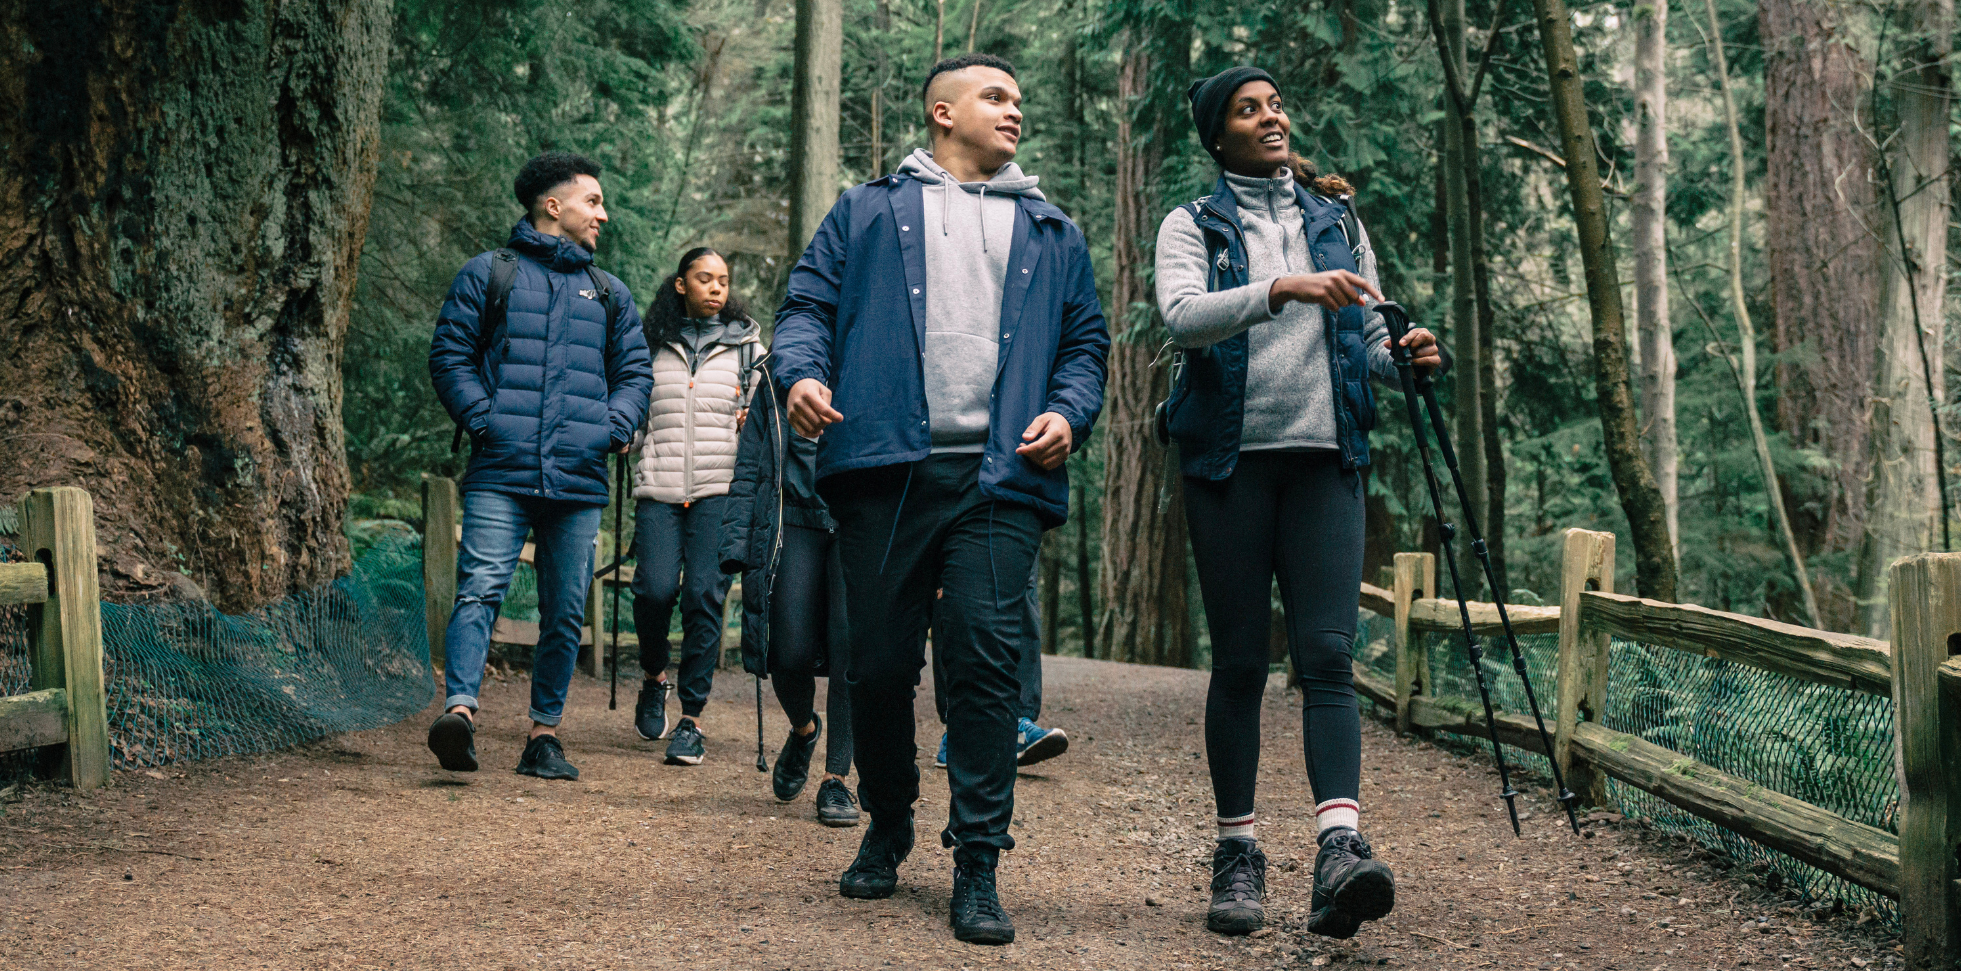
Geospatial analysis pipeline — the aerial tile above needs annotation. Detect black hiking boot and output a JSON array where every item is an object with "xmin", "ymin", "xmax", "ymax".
[
  {"xmin": 1306, "ymin": 828, "xmax": 1396, "ymax": 939},
  {"xmin": 839, "ymin": 815, "xmax": 913, "ymax": 899},
  {"xmin": 815, "ymin": 777, "xmax": 860, "ymax": 827},
  {"xmin": 427, "ymin": 711, "xmax": 478, "ymax": 772},
  {"xmin": 634, "ymin": 679, "xmax": 671, "ymax": 741},
  {"xmin": 773, "ymin": 715, "xmax": 821, "ymax": 801},
  {"xmin": 949, "ymin": 857, "xmax": 1016, "ymax": 945},
  {"xmin": 514, "ymin": 734, "xmax": 579, "ymax": 781},
  {"xmin": 664, "ymin": 718, "xmax": 705, "ymax": 766},
  {"xmin": 1206, "ymin": 837, "xmax": 1267, "ymax": 935}
]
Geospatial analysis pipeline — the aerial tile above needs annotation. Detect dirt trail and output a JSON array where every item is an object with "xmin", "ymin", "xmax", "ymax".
[{"xmin": 0, "ymin": 655, "xmax": 1901, "ymax": 970}]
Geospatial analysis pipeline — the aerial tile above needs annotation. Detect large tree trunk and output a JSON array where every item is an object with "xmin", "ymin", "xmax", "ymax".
[
  {"xmin": 1632, "ymin": 0, "xmax": 1677, "ymax": 564},
  {"xmin": 1094, "ymin": 44, "xmax": 1192, "ymax": 668},
  {"xmin": 1704, "ymin": 0, "xmax": 1822, "ymax": 627},
  {"xmin": 1856, "ymin": 0, "xmax": 1953, "ymax": 637},
  {"xmin": 0, "ymin": 0, "xmax": 390, "ymax": 610},
  {"xmin": 870, "ymin": 0, "xmax": 890, "ymax": 177},
  {"xmin": 788, "ymin": 0, "xmax": 843, "ymax": 257},
  {"xmin": 1531, "ymin": 0, "xmax": 1679, "ymax": 600},
  {"xmin": 1760, "ymin": 0, "xmax": 1879, "ymax": 628}
]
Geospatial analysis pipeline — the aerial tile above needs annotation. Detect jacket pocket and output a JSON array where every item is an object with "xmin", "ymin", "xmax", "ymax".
[{"xmin": 1343, "ymin": 379, "xmax": 1378, "ymax": 433}]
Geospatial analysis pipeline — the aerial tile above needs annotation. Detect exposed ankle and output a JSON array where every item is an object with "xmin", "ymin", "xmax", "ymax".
[
  {"xmin": 796, "ymin": 720, "xmax": 818, "ymax": 737},
  {"xmin": 447, "ymin": 706, "xmax": 474, "ymax": 723}
]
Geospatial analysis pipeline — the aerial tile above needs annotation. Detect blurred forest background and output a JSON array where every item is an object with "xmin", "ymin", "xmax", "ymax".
[{"xmin": 5, "ymin": 0, "xmax": 1953, "ymax": 653}]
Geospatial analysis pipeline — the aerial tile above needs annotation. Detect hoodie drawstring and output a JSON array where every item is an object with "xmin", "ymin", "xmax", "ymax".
[{"xmin": 978, "ymin": 184, "xmax": 988, "ymax": 253}]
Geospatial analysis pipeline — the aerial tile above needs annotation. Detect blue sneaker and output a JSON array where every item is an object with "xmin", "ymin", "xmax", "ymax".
[
  {"xmin": 1016, "ymin": 718, "xmax": 1068, "ymax": 766},
  {"xmin": 934, "ymin": 732, "xmax": 948, "ymax": 769}
]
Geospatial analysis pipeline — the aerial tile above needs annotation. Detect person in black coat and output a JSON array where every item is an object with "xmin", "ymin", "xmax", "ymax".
[{"xmin": 720, "ymin": 358, "xmax": 859, "ymax": 826}]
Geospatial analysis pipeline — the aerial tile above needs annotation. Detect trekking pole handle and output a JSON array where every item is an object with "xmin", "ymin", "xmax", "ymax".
[{"xmin": 1375, "ymin": 302, "xmax": 1433, "ymax": 393}]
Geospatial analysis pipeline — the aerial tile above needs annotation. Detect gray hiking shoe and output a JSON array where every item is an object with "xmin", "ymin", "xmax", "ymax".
[{"xmin": 1206, "ymin": 837, "xmax": 1267, "ymax": 935}]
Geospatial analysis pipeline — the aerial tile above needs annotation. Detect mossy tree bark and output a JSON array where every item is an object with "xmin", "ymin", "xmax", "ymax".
[
  {"xmin": 0, "ymin": 0, "xmax": 391, "ymax": 610},
  {"xmin": 1530, "ymin": 0, "xmax": 1679, "ymax": 601}
]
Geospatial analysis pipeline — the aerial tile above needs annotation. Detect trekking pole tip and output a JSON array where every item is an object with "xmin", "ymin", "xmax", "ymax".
[{"xmin": 1501, "ymin": 787, "xmax": 1522, "ymax": 837}]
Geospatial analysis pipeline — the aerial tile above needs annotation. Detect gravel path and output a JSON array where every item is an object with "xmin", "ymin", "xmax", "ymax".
[{"xmin": 0, "ymin": 655, "xmax": 1902, "ymax": 969}]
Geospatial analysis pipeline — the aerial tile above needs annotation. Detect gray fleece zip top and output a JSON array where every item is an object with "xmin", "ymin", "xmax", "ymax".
[
  {"xmin": 897, "ymin": 148, "xmax": 1047, "ymax": 451},
  {"xmin": 1154, "ymin": 167, "xmax": 1397, "ymax": 451}
]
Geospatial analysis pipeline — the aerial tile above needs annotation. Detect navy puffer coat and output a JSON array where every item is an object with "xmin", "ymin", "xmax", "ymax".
[{"xmin": 429, "ymin": 220, "xmax": 653, "ymax": 505}]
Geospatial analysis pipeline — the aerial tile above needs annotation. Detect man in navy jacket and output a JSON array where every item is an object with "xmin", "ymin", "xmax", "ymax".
[
  {"xmin": 425, "ymin": 152, "xmax": 652, "ymax": 781},
  {"xmin": 771, "ymin": 54, "xmax": 1108, "ymax": 944}
]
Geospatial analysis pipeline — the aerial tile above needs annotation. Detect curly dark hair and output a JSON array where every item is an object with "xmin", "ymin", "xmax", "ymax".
[
  {"xmin": 643, "ymin": 247, "xmax": 749, "ymax": 348},
  {"xmin": 514, "ymin": 151, "xmax": 601, "ymax": 217}
]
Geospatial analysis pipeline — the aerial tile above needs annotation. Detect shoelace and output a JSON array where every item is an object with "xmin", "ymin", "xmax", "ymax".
[
  {"xmin": 954, "ymin": 868, "xmax": 1008, "ymax": 922},
  {"xmin": 1212, "ymin": 848, "xmax": 1266, "ymax": 897}
]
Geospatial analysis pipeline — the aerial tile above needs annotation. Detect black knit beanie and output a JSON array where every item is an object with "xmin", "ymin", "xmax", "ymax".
[{"xmin": 1188, "ymin": 66, "xmax": 1279, "ymax": 165}]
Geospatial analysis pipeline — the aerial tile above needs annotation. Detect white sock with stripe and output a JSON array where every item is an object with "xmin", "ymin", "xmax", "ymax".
[
  {"xmin": 1216, "ymin": 812, "xmax": 1256, "ymax": 841},
  {"xmin": 1315, "ymin": 799, "xmax": 1360, "ymax": 839}
]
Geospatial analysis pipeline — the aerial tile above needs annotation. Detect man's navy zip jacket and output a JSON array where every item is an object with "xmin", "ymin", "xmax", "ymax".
[
  {"xmin": 429, "ymin": 220, "xmax": 653, "ymax": 506},
  {"xmin": 768, "ymin": 172, "xmax": 1110, "ymax": 527}
]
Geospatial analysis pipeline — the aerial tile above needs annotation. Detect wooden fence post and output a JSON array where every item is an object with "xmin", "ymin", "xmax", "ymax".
[
  {"xmin": 422, "ymin": 476, "xmax": 458, "ymax": 672},
  {"xmin": 1890, "ymin": 553, "xmax": 1961, "ymax": 968},
  {"xmin": 19, "ymin": 488, "xmax": 110, "ymax": 790},
  {"xmin": 1553, "ymin": 527, "xmax": 1614, "ymax": 807},
  {"xmin": 1392, "ymin": 552, "xmax": 1436, "ymax": 735}
]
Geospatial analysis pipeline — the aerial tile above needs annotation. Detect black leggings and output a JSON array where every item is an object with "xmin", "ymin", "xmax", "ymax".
[
  {"xmin": 1185, "ymin": 451, "xmax": 1365, "ymax": 822},
  {"xmin": 769, "ymin": 525, "xmax": 853, "ymax": 778}
]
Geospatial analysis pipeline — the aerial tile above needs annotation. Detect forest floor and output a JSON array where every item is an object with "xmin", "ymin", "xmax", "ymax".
[{"xmin": 0, "ymin": 655, "xmax": 1905, "ymax": 970}]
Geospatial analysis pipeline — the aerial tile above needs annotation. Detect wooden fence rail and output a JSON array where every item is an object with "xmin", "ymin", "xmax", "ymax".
[
  {"xmin": 0, "ymin": 488, "xmax": 110, "ymax": 789},
  {"xmin": 1354, "ymin": 528, "xmax": 1961, "ymax": 968}
]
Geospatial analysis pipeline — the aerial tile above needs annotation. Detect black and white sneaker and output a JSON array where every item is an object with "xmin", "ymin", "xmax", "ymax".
[
  {"xmin": 664, "ymin": 718, "xmax": 705, "ymax": 765},
  {"xmin": 514, "ymin": 734, "xmax": 579, "ymax": 781},
  {"xmin": 839, "ymin": 815, "xmax": 913, "ymax": 899},
  {"xmin": 949, "ymin": 860, "xmax": 1016, "ymax": 945},
  {"xmin": 773, "ymin": 715, "xmax": 821, "ymax": 801},
  {"xmin": 1305, "ymin": 828, "xmax": 1396, "ymax": 939},
  {"xmin": 634, "ymin": 679, "xmax": 671, "ymax": 741},
  {"xmin": 1207, "ymin": 837, "xmax": 1267, "ymax": 935},
  {"xmin": 815, "ymin": 777, "xmax": 860, "ymax": 827},
  {"xmin": 427, "ymin": 711, "xmax": 478, "ymax": 772}
]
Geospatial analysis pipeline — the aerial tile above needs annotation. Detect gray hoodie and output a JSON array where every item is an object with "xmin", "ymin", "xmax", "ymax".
[
  {"xmin": 897, "ymin": 148, "xmax": 1046, "ymax": 451},
  {"xmin": 1154, "ymin": 167, "xmax": 1396, "ymax": 451}
]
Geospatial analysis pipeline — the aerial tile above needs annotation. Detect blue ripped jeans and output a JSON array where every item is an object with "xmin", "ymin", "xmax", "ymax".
[{"xmin": 442, "ymin": 490, "xmax": 603, "ymax": 726}]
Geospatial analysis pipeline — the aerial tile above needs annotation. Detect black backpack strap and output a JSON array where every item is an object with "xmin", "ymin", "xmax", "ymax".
[
  {"xmin": 453, "ymin": 248, "xmax": 522, "ymax": 453},
  {"xmin": 1336, "ymin": 196, "xmax": 1363, "ymax": 258}
]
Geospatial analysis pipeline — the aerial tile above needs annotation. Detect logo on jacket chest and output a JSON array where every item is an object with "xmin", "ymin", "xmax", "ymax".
[{"xmin": 578, "ymin": 288, "xmax": 599, "ymax": 300}]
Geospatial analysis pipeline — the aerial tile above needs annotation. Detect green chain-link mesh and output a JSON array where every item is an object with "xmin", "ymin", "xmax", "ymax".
[
  {"xmin": 1, "ymin": 536, "xmax": 434, "ymax": 780},
  {"xmin": 1357, "ymin": 609, "xmax": 1897, "ymax": 920}
]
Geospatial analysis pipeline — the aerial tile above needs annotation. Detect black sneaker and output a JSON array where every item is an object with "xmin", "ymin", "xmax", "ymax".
[
  {"xmin": 950, "ymin": 861, "xmax": 1016, "ymax": 945},
  {"xmin": 839, "ymin": 815, "xmax": 913, "ymax": 899},
  {"xmin": 427, "ymin": 711, "xmax": 478, "ymax": 772},
  {"xmin": 815, "ymin": 777, "xmax": 860, "ymax": 827},
  {"xmin": 665, "ymin": 718, "xmax": 705, "ymax": 766},
  {"xmin": 514, "ymin": 734, "xmax": 579, "ymax": 781},
  {"xmin": 634, "ymin": 679, "xmax": 671, "ymax": 741},
  {"xmin": 1306, "ymin": 828, "xmax": 1396, "ymax": 939},
  {"xmin": 773, "ymin": 715, "xmax": 821, "ymax": 801},
  {"xmin": 1207, "ymin": 837, "xmax": 1267, "ymax": 935}
]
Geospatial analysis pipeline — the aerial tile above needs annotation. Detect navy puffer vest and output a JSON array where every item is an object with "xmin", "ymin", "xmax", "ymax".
[{"xmin": 1163, "ymin": 177, "xmax": 1377, "ymax": 479}]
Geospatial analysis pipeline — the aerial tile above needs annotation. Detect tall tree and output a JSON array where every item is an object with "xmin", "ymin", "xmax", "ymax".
[
  {"xmin": 1632, "ymin": 0, "xmax": 1676, "ymax": 563},
  {"xmin": 1856, "ymin": 0, "xmax": 1953, "ymax": 635},
  {"xmin": 1702, "ymin": 0, "xmax": 1822, "ymax": 627},
  {"xmin": 1530, "ymin": 0, "xmax": 1679, "ymax": 600},
  {"xmin": 789, "ymin": 0, "xmax": 844, "ymax": 256},
  {"xmin": 0, "ymin": 0, "xmax": 391, "ymax": 609},
  {"xmin": 1759, "ymin": 0, "xmax": 1879, "ymax": 624},
  {"xmin": 1094, "ymin": 38, "xmax": 1192, "ymax": 667},
  {"xmin": 1435, "ymin": 0, "xmax": 1487, "ymax": 598},
  {"xmin": 871, "ymin": 0, "xmax": 891, "ymax": 175}
]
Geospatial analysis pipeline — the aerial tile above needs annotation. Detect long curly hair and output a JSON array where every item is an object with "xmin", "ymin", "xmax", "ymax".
[
  {"xmin": 643, "ymin": 246, "xmax": 750, "ymax": 348},
  {"xmin": 1290, "ymin": 152, "xmax": 1354, "ymax": 198}
]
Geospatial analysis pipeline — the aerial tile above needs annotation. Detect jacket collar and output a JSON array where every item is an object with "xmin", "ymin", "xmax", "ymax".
[{"xmin": 506, "ymin": 219, "xmax": 595, "ymax": 273}]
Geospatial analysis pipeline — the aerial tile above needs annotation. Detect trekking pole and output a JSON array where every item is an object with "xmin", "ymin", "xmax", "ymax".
[
  {"xmin": 608, "ymin": 453, "xmax": 628, "ymax": 711},
  {"xmin": 755, "ymin": 677, "xmax": 768, "ymax": 772},
  {"xmin": 1376, "ymin": 302, "xmax": 1581, "ymax": 837}
]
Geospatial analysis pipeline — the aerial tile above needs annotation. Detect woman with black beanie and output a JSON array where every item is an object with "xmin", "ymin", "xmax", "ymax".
[{"xmin": 1155, "ymin": 66, "xmax": 1444, "ymax": 939}]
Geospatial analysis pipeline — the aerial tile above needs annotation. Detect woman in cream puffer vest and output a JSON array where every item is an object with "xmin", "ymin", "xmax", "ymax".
[{"xmin": 626, "ymin": 247, "xmax": 763, "ymax": 764}]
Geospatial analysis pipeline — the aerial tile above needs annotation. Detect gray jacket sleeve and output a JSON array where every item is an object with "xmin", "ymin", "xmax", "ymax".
[{"xmin": 1154, "ymin": 206, "xmax": 1282, "ymax": 348}]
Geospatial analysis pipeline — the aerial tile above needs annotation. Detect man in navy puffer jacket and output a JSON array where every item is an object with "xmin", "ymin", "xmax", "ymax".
[{"xmin": 425, "ymin": 151, "xmax": 652, "ymax": 781}]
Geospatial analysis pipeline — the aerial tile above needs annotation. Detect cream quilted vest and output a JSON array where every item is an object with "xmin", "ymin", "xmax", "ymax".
[{"xmin": 631, "ymin": 331, "xmax": 761, "ymax": 504}]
